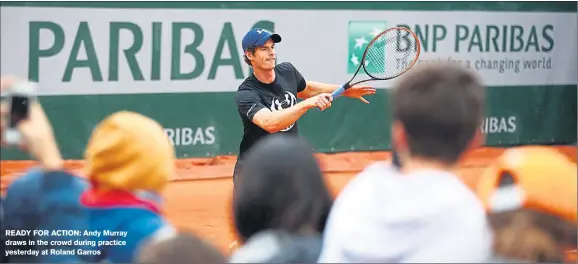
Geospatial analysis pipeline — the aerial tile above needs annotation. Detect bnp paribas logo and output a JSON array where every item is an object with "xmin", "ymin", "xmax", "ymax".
[{"xmin": 347, "ymin": 21, "xmax": 387, "ymax": 74}]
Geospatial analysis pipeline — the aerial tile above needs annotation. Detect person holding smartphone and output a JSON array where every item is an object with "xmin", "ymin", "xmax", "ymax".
[
  {"xmin": 0, "ymin": 76, "xmax": 86, "ymax": 263},
  {"xmin": 0, "ymin": 77, "xmax": 63, "ymax": 170}
]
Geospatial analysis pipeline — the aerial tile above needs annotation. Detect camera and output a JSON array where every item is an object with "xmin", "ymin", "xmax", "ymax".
[{"xmin": 2, "ymin": 81, "xmax": 37, "ymax": 145}]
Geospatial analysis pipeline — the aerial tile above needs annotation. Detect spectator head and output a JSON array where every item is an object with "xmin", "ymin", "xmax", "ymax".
[
  {"xmin": 390, "ymin": 63, "xmax": 485, "ymax": 167},
  {"xmin": 233, "ymin": 134, "xmax": 333, "ymax": 243},
  {"xmin": 477, "ymin": 146, "xmax": 577, "ymax": 263},
  {"xmin": 2, "ymin": 168, "xmax": 88, "ymax": 263},
  {"xmin": 84, "ymin": 111, "xmax": 175, "ymax": 193},
  {"xmin": 136, "ymin": 229, "xmax": 225, "ymax": 264}
]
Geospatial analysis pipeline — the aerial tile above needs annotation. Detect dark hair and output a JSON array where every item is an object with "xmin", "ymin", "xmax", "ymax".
[
  {"xmin": 135, "ymin": 229, "xmax": 225, "ymax": 264},
  {"xmin": 244, "ymin": 48, "xmax": 256, "ymax": 67},
  {"xmin": 391, "ymin": 63, "xmax": 485, "ymax": 164},
  {"xmin": 488, "ymin": 171, "xmax": 577, "ymax": 262},
  {"xmin": 233, "ymin": 134, "xmax": 333, "ymax": 242},
  {"xmin": 489, "ymin": 208, "xmax": 577, "ymax": 263}
]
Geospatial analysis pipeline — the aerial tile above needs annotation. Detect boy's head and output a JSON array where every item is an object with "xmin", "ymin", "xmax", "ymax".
[
  {"xmin": 391, "ymin": 63, "xmax": 485, "ymax": 167},
  {"xmin": 136, "ymin": 229, "xmax": 225, "ymax": 264}
]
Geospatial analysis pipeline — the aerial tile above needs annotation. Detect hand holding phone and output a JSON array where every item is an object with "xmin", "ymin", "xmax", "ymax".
[{"xmin": 1, "ymin": 78, "xmax": 62, "ymax": 170}]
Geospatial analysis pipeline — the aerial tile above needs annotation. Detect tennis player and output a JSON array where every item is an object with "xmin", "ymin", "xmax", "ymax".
[
  {"xmin": 233, "ymin": 28, "xmax": 376, "ymax": 182},
  {"xmin": 318, "ymin": 64, "xmax": 492, "ymax": 262}
]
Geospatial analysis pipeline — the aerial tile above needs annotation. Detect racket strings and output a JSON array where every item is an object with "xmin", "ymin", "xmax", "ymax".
[{"xmin": 363, "ymin": 29, "xmax": 419, "ymax": 79}]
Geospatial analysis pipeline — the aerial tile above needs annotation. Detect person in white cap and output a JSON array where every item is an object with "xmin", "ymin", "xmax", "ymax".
[
  {"xmin": 317, "ymin": 63, "xmax": 493, "ymax": 263},
  {"xmin": 476, "ymin": 146, "xmax": 577, "ymax": 263}
]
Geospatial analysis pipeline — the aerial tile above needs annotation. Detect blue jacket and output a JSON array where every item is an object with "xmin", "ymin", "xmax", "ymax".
[
  {"xmin": 2, "ymin": 168, "xmax": 172, "ymax": 263},
  {"xmin": 79, "ymin": 187, "xmax": 173, "ymax": 263}
]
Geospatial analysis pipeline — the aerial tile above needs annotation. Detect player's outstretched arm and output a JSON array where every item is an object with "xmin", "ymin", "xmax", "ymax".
[
  {"xmin": 297, "ymin": 81, "xmax": 339, "ymax": 99},
  {"xmin": 287, "ymin": 62, "xmax": 374, "ymax": 102},
  {"xmin": 252, "ymin": 94, "xmax": 332, "ymax": 133},
  {"xmin": 298, "ymin": 81, "xmax": 376, "ymax": 104}
]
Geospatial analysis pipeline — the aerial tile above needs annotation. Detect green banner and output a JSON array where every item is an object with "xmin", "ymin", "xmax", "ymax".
[{"xmin": 1, "ymin": 85, "xmax": 575, "ymax": 160}]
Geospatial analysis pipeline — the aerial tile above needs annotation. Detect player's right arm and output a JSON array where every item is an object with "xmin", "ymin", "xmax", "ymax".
[{"xmin": 236, "ymin": 89, "xmax": 332, "ymax": 133}]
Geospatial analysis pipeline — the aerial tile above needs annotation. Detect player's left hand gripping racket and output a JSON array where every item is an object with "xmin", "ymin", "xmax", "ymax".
[{"xmin": 322, "ymin": 27, "xmax": 421, "ymax": 107}]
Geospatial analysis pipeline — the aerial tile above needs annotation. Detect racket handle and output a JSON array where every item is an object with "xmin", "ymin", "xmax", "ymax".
[
  {"xmin": 316, "ymin": 84, "xmax": 347, "ymax": 111},
  {"xmin": 331, "ymin": 85, "xmax": 346, "ymax": 99}
]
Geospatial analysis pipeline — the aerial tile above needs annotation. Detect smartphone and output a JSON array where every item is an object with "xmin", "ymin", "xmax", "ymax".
[
  {"xmin": 3, "ymin": 82, "xmax": 36, "ymax": 145},
  {"xmin": 9, "ymin": 95, "xmax": 29, "ymax": 128}
]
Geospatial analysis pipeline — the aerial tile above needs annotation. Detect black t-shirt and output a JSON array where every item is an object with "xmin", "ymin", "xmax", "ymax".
[{"xmin": 235, "ymin": 62, "xmax": 307, "ymax": 160}]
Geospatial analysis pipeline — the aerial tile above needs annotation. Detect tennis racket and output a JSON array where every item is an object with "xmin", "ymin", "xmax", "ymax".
[{"xmin": 323, "ymin": 27, "xmax": 421, "ymax": 106}]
